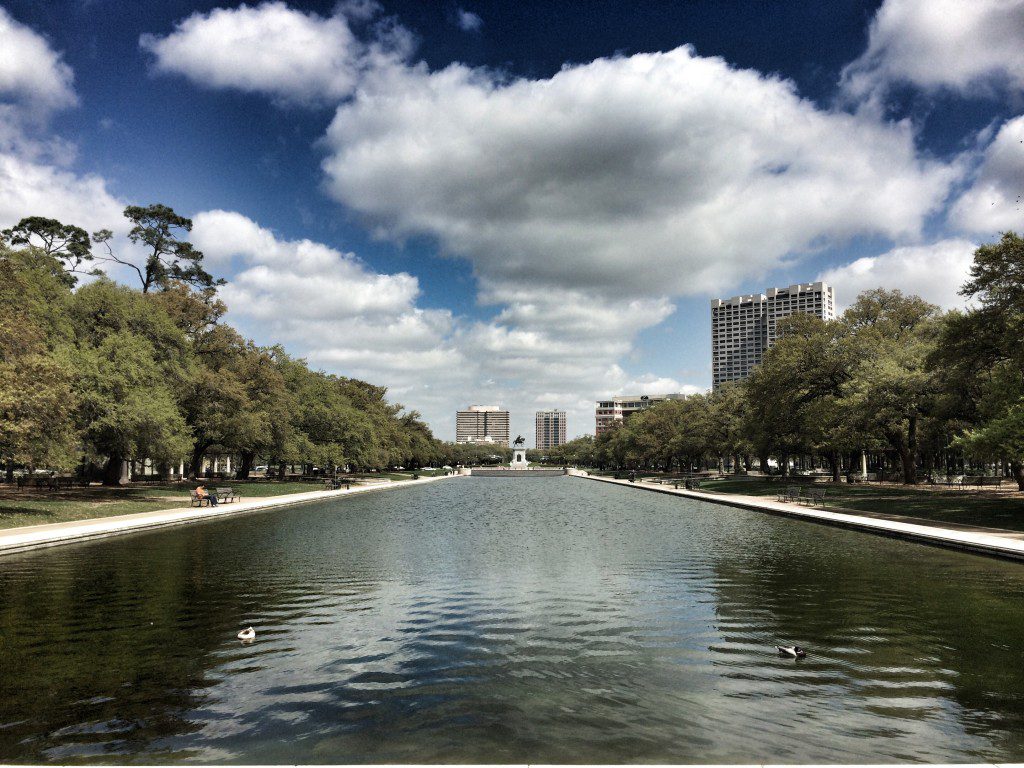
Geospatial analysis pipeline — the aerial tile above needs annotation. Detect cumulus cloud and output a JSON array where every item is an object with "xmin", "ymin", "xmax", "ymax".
[
  {"xmin": 949, "ymin": 115, "xmax": 1024, "ymax": 235},
  {"xmin": 0, "ymin": 6, "xmax": 77, "ymax": 122},
  {"xmin": 323, "ymin": 47, "xmax": 955, "ymax": 301},
  {"xmin": 454, "ymin": 8, "xmax": 483, "ymax": 32},
  {"xmin": 139, "ymin": 1, "xmax": 413, "ymax": 106},
  {"xmin": 191, "ymin": 209, "xmax": 421, "ymax": 319},
  {"xmin": 0, "ymin": 152, "xmax": 124, "ymax": 235},
  {"xmin": 0, "ymin": 7, "xmax": 124, "ymax": 238},
  {"xmin": 817, "ymin": 238, "xmax": 978, "ymax": 310},
  {"xmin": 841, "ymin": 0, "xmax": 1024, "ymax": 101},
  {"xmin": 189, "ymin": 210, "xmax": 695, "ymax": 440}
]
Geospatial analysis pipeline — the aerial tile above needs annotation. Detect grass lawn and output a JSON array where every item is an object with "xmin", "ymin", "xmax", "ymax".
[
  {"xmin": 0, "ymin": 475, "xmax": 430, "ymax": 530},
  {"xmin": 701, "ymin": 478, "xmax": 1024, "ymax": 533}
]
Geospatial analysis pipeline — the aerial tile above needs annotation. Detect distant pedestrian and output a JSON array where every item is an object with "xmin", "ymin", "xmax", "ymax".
[{"xmin": 196, "ymin": 484, "xmax": 218, "ymax": 506}]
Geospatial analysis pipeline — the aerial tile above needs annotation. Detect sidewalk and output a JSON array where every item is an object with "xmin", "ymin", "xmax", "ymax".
[
  {"xmin": 0, "ymin": 474, "xmax": 459, "ymax": 557},
  {"xmin": 580, "ymin": 474, "xmax": 1024, "ymax": 562}
]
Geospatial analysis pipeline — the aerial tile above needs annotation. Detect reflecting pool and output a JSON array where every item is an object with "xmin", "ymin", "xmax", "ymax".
[{"xmin": 3, "ymin": 477, "xmax": 1024, "ymax": 763}]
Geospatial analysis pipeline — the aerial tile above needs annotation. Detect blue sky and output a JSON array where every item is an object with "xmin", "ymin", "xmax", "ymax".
[{"xmin": 1, "ymin": 0, "xmax": 1022, "ymax": 441}]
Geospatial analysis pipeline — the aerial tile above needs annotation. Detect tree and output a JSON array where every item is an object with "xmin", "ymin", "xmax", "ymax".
[
  {"xmin": 933, "ymin": 232, "xmax": 1024, "ymax": 488},
  {"xmin": 842, "ymin": 289, "xmax": 943, "ymax": 484},
  {"xmin": 93, "ymin": 204, "xmax": 223, "ymax": 294},
  {"xmin": 0, "ymin": 246, "xmax": 79, "ymax": 476},
  {"xmin": 69, "ymin": 280, "xmax": 192, "ymax": 484},
  {"xmin": 1, "ymin": 217, "xmax": 96, "ymax": 286}
]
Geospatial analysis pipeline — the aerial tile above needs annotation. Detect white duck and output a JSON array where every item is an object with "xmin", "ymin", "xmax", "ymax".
[
  {"xmin": 237, "ymin": 626, "xmax": 256, "ymax": 642},
  {"xmin": 775, "ymin": 645, "xmax": 806, "ymax": 658}
]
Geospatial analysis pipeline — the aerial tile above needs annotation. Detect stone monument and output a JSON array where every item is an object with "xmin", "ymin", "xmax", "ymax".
[{"xmin": 510, "ymin": 435, "xmax": 529, "ymax": 469}]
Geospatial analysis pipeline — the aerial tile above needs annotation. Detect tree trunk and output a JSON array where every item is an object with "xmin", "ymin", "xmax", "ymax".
[
  {"xmin": 1011, "ymin": 461, "xmax": 1024, "ymax": 492},
  {"xmin": 780, "ymin": 453, "xmax": 789, "ymax": 478},
  {"xmin": 189, "ymin": 441, "xmax": 211, "ymax": 479},
  {"xmin": 733, "ymin": 454, "xmax": 742, "ymax": 475},
  {"xmin": 278, "ymin": 460, "xmax": 287, "ymax": 480},
  {"xmin": 828, "ymin": 451, "xmax": 841, "ymax": 483},
  {"xmin": 237, "ymin": 450, "xmax": 254, "ymax": 480},
  {"xmin": 102, "ymin": 453, "xmax": 130, "ymax": 486},
  {"xmin": 901, "ymin": 415, "xmax": 918, "ymax": 485},
  {"xmin": 759, "ymin": 454, "xmax": 769, "ymax": 474},
  {"xmin": 4, "ymin": 460, "xmax": 13, "ymax": 484}
]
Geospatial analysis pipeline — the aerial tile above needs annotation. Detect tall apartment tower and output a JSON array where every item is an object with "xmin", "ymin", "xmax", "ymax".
[
  {"xmin": 595, "ymin": 394, "xmax": 687, "ymax": 436},
  {"xmin": 535, "ymin": 410, "xmax": 567, "ymax": 450},
  {"xmin": 710, "ymin": 281, "xmax": 835, "ymax": 389},
  {"xmin": 456, "ymin": 405, "xmax": 511, "ymax": 446}
]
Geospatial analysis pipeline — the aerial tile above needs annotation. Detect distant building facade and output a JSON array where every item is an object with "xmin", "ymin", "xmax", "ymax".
[
  {"xmin": 535, "ymin": 410, "xmax": 567, "ymax": 450},
  {"xmin": 595, "ymin": 394, "xmax": 687, "ymax": 437},
  {"xmin": 456, "ymin": 405, "xmax": 511, "ymax": 446},
  {"xmin": 711, "ymin": 281, "xmax": 836, "ymax": 389}
]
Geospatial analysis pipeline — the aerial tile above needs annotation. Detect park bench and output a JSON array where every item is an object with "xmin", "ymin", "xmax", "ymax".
[
  {"xmin": 215, "ymin": 487, "xmax": 239, "ymax": 503},
  {"xmin": 189, "ymin": 490, "xmax": 212, "ymax": 507},
  {"xmin": 684, "ymin": 477, "xmax": 702, "ymax": 490},
  {"xmin": 777, "ymin": 486, "xmax": 800, "ymax": 503},
  {"xmin": 324, "ymin": 478, "xmax": 349, "ymax": 490},
  {"xmin": 800, "ymin": 487, "xmax": 827, "ymax": 508}
]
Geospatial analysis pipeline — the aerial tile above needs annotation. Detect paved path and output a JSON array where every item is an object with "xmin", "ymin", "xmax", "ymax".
[
  {"xmin": 0, "ymin": 475, "xmax": 459, "ymax": 557},
  {"xmin": 580, "ymin": 474, "xmax": 1024, "ymax": 562}
]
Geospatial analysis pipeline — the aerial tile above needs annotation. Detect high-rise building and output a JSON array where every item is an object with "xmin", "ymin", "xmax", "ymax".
[
  {"xmin": 595, "ymin": 394, "xmax": 687, "ymax": 436},
  {"xmin": 456, "ymin": 405, "xmax": 511, "ymax": 445},
  {"xmin": 711, "ymin": 282, "xmax": 836, "ymax": 389},
  {"xmin": 535, "ymin": 410, "xmax": 567, "ymax": 450}
]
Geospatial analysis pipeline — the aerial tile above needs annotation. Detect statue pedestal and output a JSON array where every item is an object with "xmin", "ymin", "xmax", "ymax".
[{"xmin": 510, "ymin": 448, "xmax": 529, "ymax": 469}]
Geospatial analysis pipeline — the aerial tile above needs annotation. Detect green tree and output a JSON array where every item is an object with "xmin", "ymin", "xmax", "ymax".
[
  {"xmin": 0, "ymin": 247, "xmax": 79, "ymax": 476},
  {"xmin": 934, "ymin": 232, "xmax": 1024, "ymax": 488},
  {"xmin": 2, "ymin": 216, "xmax": 96, "ymax": 286},
  {"xmin": 841, "ymin": 289, "xmax": 943, "ymax": 484},
  {"xmin": 93, "ymin": 204, "xmax": 222, "ymax": 294},
  {"xmin": 69, "ymin": 280, "xmax": 192, "ymax": 484}
]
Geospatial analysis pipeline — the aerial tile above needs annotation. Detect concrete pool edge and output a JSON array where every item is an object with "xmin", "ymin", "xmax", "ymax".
[
  {"xmin": 577, "ymin": 473, "xmax": 1024, "ymax": 562},
  {"xmin": 0, "ymin": 474, "xmax": 462, "ymax": 557}
]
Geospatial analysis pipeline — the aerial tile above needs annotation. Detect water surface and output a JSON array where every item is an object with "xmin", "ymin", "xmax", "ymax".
[{"xmin": 2, "ymin": 477, "xmax": 1024, "ymax": 763}]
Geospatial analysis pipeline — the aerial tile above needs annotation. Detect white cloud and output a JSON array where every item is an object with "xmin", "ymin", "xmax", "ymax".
[
  {"xmin": 0, "ymin": 6, "xmax": 77, "ymax": 121},
  {"xmin": 191, "ymin": 209, "xmax": 421, "ymax": 319},
  {"xmin": 817, "ymin": 238, "xmax": 978, "ymax": 310},
  {"xmin": 0, "ymin": 152, "xmax": 124, "ymax": 235},
  {"xmin": 949, "ymin": 115, "xmax": 1024, "ymax": 235},
  {"xmin": 139, "ymin": 1, "xmax": 412, "ymax": 106},
  {"xmin": 841, "ymin": 0, "xmax": 1024, "ymax": 102},
  {"xmin": 455, "ymin": 8, "xmax": 482, "ymax": 32},
  {"xmin": 322, "ymin": 47, "xmax": 955, "ymax": 302},
  {"xmin": 0, "ymin": 7, "xmax": 124, "ymax": 240},
  {"xmin": 190, "ymin": 210, "xmax": 694, "ymax": 441}
]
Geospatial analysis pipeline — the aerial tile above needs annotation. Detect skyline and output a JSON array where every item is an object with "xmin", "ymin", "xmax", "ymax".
[{"xmin": 1, "ymin": 1, "xmax": 1021, "ymax": 441}]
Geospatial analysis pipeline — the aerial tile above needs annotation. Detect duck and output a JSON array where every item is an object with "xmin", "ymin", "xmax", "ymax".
[
  {"xmin": 237, "ymin": 626, "xmax": 256, "ymax": 642},
  {"xmin": 775, "ymin": 645, "xmax": 806, "ymax": 658}
]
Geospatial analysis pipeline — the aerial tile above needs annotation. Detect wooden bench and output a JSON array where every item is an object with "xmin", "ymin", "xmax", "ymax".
[
  {"xmin": 215, "ymin": 487, "xmax": 239, "ymax": 503},
  {"xmin": 189, "ymin": 490, "xmax": 212, "ymax": 507},
  {"xmin": 324, "ymin": 478, "xmax": 349, "ymax": 490}
]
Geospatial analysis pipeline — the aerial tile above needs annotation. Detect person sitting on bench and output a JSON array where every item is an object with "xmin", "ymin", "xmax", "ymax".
[{"xmin": 196, "ymin": 484, "xmax": 218, "ymax": 506}]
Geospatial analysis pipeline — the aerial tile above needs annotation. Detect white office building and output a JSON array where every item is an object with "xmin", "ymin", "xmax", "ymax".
[
  {"xmin": 711, "ymin": 282, "xmax": 835, "ymax": 389},
  {"xmin": 456, "ymin": 405, "xmax": 511, "ymax": 446},
  {"xmin": 595, "ymin": 394, "xmax": 687, "ymax": 436},
  {"xmin": 535, "ymin": 410, "xmax": 567, "ymax": 450}
]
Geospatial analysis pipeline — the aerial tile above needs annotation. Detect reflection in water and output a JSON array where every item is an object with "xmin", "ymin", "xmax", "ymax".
[{"xmin": 2, "ymin": 477, "xmax": 1024, "ymax": 762}]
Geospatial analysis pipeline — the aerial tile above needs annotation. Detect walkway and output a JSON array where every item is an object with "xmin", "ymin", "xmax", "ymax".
[
  {"xmin": 579, "ymin": 474, "xmax": 1024, "ymax": 562},
  {"xmin": 0, "ymin": 475, "xmax": 459, "ymax": 557}
]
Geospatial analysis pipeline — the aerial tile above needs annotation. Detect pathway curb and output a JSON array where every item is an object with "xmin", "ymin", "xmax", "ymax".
[
  {"xmin": 578, "ymin": 474, "xmax": 1024, "ymax": 563},
  {"xmin": 0, "ymin": 474, "xmax": 461, "ymax": 557}
]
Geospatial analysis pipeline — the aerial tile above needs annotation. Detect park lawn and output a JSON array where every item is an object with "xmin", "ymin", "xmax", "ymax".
[
  {"xmin": 0, "ymin": 480, "xmax": 342, "ymax": 530},
  {"xmin": 701, "ymin": 478, "xmax": 1024, "ymax": 533}
]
